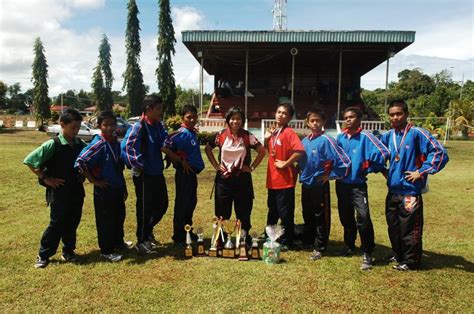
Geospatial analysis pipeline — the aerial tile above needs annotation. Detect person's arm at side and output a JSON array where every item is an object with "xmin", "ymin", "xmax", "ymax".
[
  {"xmin": 161, "ymin": 146, "xmax": 193, "ymax": 174},
  {"xmin": 24, "ymin": 139, "xmax": 65, "ymax": 188},
  {"xmin": 275, "ymin": 151, "xmax": 304, "ymax": 169},
  {"xmin": 242, "ymin": 144, "xmax": 266, "ymax": 173},
  {"xmin": 204, "ymin": 143, "xmax": 224, "ymax": 172}
]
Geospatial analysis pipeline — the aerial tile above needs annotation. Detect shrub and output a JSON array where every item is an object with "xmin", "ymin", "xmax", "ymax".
[
  {"xmin": 198, "ymin": 131, "xmax": 217, "ymax": 145},
  {"xmin": 165, "ymin": 114, "xmax": 182, "ymax": 132}
]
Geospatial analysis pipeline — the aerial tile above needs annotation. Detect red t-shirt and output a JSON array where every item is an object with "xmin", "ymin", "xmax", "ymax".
[{"xmin": 266, "ymin": 126, "xmax": 304, "ymax": 189}]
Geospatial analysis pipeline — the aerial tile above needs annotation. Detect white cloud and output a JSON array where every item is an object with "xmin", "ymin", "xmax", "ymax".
[
  {"xmin": 404, "ymin": 14, "xmax": 473, "ymax": 60},
  {"xmin": 72, "ymin": 0, "xmax": 105, "ymax": 10}
]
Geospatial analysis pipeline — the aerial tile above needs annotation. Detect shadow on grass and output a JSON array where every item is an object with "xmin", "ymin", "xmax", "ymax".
[{"xmin": 70, "ymin": 238, "xmax": 473, "ymax": 272}]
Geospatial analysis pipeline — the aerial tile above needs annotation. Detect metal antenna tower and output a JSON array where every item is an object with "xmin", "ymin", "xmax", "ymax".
[{"xmin": 272, "ymin": 0, "xmax": 287, "ymax": 31}]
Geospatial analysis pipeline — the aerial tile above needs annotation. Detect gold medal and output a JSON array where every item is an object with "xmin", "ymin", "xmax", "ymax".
[{"xmin": 395, "ymin": 154, "xmax": 400, "ymax": 162}]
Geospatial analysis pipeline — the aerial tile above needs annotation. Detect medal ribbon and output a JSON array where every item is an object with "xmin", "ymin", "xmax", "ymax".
[
  {"xmin": 271, "ymin": 127, "xmax": 284, "ymax": 154},
  {"xmin": 392, "ymin": 123, "xmax": 410, "ymax": 159},
  {"xmin": 105, "ymin": 140, "xmax": 119, "ymax": 164}
]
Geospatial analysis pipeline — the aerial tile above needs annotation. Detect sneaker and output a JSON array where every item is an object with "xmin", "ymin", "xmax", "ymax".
[
  {"xmin": 360, "ymin": 253, "xmax": 373, "ymax": 271},
  {"xmin": 309, "ymin": 250, "xmax": 323, "ymax": 261},
  {"xmin": 342, "ymin": 247, "xmax": 355, "ymax": 257},
  {"xmin": 61, "ymin": 251, "xmax": 79, "ymax": 262},
  {"xmin": 148, "ymin": 234, "xmax": 160, "ymax": 248},
  {"xmin": 135, "ymin": 243, "xmax": 154, "ymax": 255},
  {"xmin": 386, "ymin": 255, "xmax": 398, "ymax": 263},
  {"xmin": 101, "ymin": 253, "xmax": 123, "ymax": 262},
  {"xmin": 393, "ymin": 263, "xmax": 410, "ymax": 271},
  {"xmin": 279, "ymin": 244, "xmax": 289, "ymax": 252},
  {"xmin": 34, "ymin": 256, "xmax": 49, "ymax": 269},
  {"xmin": 116, "ymin": 240, "xmax": 133, "ymax": 251}
]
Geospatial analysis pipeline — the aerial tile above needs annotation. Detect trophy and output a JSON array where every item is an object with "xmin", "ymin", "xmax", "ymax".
[
  {"xmin": 222, "ymin": 220, "xmax": 236, "ymax": 258},
  {"xmin": 195, "ymin": 227, "xmax": 206, "ymax": 257},
  {"xmin": 238, "ymin": 229, "xmax": 249, "ymax": 261},
  {"xmin": 234, "ymin": 219, "xmax": 242, "ymax": 256},
  {"xmin": 250, "ymin": 231, "xmax": 261, "ymax": 260},
  {"xmin": 208, "ymin": 217, "xmax": 219, "ymax": 257},
  {"xmin": 184, "ymin": 224, "xmax": 193, "ymax": 258}
]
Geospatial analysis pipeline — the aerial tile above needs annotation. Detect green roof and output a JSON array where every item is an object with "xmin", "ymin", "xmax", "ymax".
[{"xmin": 182, "ymin": 30, "xmax": 415, "ymax": 44}]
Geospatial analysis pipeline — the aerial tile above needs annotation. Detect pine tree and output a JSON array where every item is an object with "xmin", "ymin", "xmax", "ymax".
[
  {"xmin": 92, "ymin": 34, "xmax": 114, "ymax": 111},
  {"xmin": 156, "ymin": 0, "xmax": 177, "ymax": 116},
  {"xmin": 31, "ymin": 37, "xmax": 51, "ymax": 126},
  {"xmin": 123, "ymin": 0, "xmax": 145, "ymax": 116}
]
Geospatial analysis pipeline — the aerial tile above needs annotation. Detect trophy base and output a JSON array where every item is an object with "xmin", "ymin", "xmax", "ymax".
[
  {"xmin": 185, "ymin": 247, "xmax": 193, "ymax": 258},
  {"xmin": 196, "ymin": 244, "xmax": 206, "ymax": 257},
  {"xmin": 251, "ymin": 248, "xmax": 261, "ymax": 260},
  {"xmin": 208, "ymin": 249, "xmax": 218, "ymax": 257},
  {"xmin": 238, "ymin": 246, "xmax": 249, "ymax": 261},
  {"xmin": 222, "ymin": 248, "xmax": 236, "ymax": 258}
]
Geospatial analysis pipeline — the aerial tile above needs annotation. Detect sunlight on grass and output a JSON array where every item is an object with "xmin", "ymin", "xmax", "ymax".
[{"xmin": 0, "ymin": 131, "xmax": 473, "ymax": 311}]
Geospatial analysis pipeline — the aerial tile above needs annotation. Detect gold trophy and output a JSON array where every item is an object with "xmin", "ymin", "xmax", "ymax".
[
  {"xmin": 208, "ymin": 217, "xmax": 220, "ymax": 257},
  {"xmin": 234, "ymin": 219, "xmax": 242, "ymax": 256},
  {"xmin": 184, "ymin": 224, "xmax": 193, "ymax": 257},
  {"xmin": 250, "ymin": 231, "xmax": 261, "ymax": 260},
  {"xmin": 238, "ymin": 229, "xmax": 249, "ymax": 261},
  {"xmin": 195, "ymin": 227, "xmax": 206, "ymax": 257},
  {"xmin": 222, "ymin": 220, "xmax": 236, "ymax": 258}
]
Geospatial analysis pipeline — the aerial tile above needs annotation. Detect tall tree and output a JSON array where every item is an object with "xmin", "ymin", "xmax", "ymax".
[
  {"xmin": 0, "ymin": 81, "xmax": 7, "ymax": 109},
  {"xmin": 31, "ymin": 37, "xmax": 51, "ymax": 125},
  {"xmin": 92, "ymin": 34, "xmax": 114, "ymax": 111},
  {"xmin": 123, "ymin": 0, "xmax": 145, "ymax": 116},
  {"xmin": 156, "ymin": 0, "xmax": 177, "ymax": 116}
]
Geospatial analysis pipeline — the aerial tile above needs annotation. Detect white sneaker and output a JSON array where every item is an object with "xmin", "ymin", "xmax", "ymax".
[{"xmin": 101, "ymin": 253, "xmax": 122, "ymax": 262}]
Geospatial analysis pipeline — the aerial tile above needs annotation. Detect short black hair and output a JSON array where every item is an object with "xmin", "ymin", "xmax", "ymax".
[
  {"xmin": 60, "ymin": 108, "xmax": 82, "ymax": 124},
  {"xmin": 306, "ymin": 107, "xmax": 326, "ymax": 121},
  {"xmin": 97, "ymin": 110, "xmax": 116, "ymax": 126},
  {"xmin": 225, "ymin": 106, "xmax": 245, "ymax": 126},
  {"xmin": 388, "ymin": 99, "xmax": 409, "ymax": 114},
  {"xmin": 277, "ymin": 102, "xmax": 295, "ymax": 117},
  {"xmin": 142, "ymin": 95, "xmax": 163, "ymax": 113},
  {"xmin": 180, "ymin": 104, "xmax": 198, "ymax": 117},
  {"xmin": 344, "ymin": 107, "xmax": 362, "ymax": 119}
]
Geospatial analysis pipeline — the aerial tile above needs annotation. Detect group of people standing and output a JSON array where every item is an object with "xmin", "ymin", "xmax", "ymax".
[{"xmin": 25, "ymin": 96, "xmax": 448, "ymax": 272}]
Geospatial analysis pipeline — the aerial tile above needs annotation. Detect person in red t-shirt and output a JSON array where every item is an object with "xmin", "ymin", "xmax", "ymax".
[{"xmin": 264, "ymin": 103, "xmax": 304, "ymax": 250}]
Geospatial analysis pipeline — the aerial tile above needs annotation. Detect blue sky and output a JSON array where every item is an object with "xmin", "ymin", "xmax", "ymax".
[{"xmin": 0, "ymin": 0, "xmax": 472, "ymax": 95}]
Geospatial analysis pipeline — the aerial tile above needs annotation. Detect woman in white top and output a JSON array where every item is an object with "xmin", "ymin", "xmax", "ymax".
[{"xmin": 205, "ymin": 107, "xmax": 266, "ymax": 236}]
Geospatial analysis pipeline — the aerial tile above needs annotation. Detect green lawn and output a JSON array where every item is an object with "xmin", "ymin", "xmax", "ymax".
[{"xmin": 0, "ymin": 130, "xmax": 473, "ymax": 311}]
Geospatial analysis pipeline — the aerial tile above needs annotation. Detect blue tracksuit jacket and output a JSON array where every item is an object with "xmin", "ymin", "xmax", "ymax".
[
  {"xmin": 121, "ymin": 118, "xmax": 168, "ymax": 176},
  {"xmin": 299, "ymin": 132, "xmax": 351, "ymax": 187},
  {"xmin": 336, "ymin": 129, "xmax": 390, "ymax": 185},
  {"xmin": 380, "ymin": 124, "xmax": 449, "ymax": 195},
  {"xmin": 164, "ymin": 125, "xmax": 205, "ymax": 173},
  {"xmin": 75, "ymin": 134, "xmax": 126, "ymax": 189}
]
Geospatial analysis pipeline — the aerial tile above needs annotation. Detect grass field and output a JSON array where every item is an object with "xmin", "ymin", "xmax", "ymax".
[{"xmin": 0, "ymin": 130, "xmax": 473, "ymax": 311}]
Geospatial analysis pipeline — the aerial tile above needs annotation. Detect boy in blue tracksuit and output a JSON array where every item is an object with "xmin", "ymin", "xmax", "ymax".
[
  {"xmin": 299, "ymin": 108, "xmax": 351, "ymax": 261},
  {"xmin": 381, "ymin": 100, "xmax": 448, "ymax": 271},
  {"xmin": 162, "ymin": 104, "xmax": 205, "ymax": 246},
  {"xmin": 336, "ymin": 107, "xmax": 390, "ymax": 270},
  {"xmin": 75, "ymin": 110, "xmax": 127, "ymax": 262},
  {"xmin": 121, "ymin": 95, "xmax": 169, "ymax": 254}
]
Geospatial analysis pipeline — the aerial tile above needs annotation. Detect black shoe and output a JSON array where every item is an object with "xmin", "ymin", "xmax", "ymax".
[
  {"xmin": 360, "ymin": 253, "xmax": 373, "ymax": 271},
  {"xmin": 135, "ymin": 243, "xmax": 155, "ymax": 255},
  {"xmin": 61, "ymin": 251, "xmax": 79, "ymax": 263},
  {"xmin": 342, "ymin": 247, "xmax": 355, "ymax": 257},
  {"xmin": 34, "ymin": 256, "xmax": 49, "ymax": 269},
  {"xmin": 279, "ymin": 244, "xmax": 289, "ymax": 252},
  {"xmin": 386, "ymin": 255, "xmax": 398, "ymax": 263},
  {"xmin": 173, "ymin": 241, "xmax": 186, "ymax": 248},
  {"xmin": 115, "ymin": 240, "xmax": 133, "ymax": 251}
]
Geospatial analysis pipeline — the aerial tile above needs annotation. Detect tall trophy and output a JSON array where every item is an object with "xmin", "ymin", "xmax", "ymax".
[
  {"xmin": 250, "ymin": 231, "xmax": 261, "ymax": 260},
  {"xmin": 184, "ymin": 224, "xmax": 193, "ymax": 258},
  {"xmin": 222, "ymin": 220, "xmax": 236, "ymax": 258},
  {"xmin": 238, "ymin": 229, "xmax": 249, "ymax": 261},
  {"xmin": 208, "ymin": 217, "xmax": 219, "ymax": 257},
  {"xmin": 234, "ymin": 219, "xmax": 242, "ymax": 256},
  {"xmin": 195, "ymin": 227, "xmax": 206, "ymax": 257}
]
